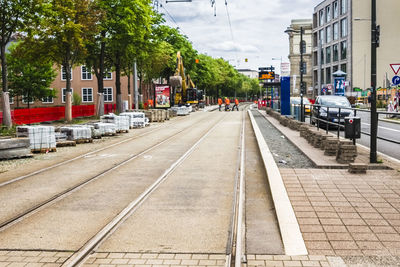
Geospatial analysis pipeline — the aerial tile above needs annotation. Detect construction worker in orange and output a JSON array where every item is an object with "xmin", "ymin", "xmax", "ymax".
[
  {"xmin": 218, "ymin": 98, "xmax": 223, "ymax": 111},
  {"xmin": 232, "ymin": 98, "xmax": 239, "ymax": 111},
  {"xmin": 224, "ymin": 97, "xmax": 230, "ymax": 111}
]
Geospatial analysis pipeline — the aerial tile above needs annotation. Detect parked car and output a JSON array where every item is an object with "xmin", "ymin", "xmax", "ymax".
[
  {"xmin": 290, "ymin": 97, "xmax": 311, "ymax": 114},
  {"xmin": 311, "ymin": 95, "xmax": 354, "ymax": 128}
]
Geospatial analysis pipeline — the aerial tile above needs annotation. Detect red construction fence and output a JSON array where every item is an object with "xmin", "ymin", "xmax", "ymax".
[{"xmin": 0, "ymin": 104, "xmax": 101, "ymax": 125}]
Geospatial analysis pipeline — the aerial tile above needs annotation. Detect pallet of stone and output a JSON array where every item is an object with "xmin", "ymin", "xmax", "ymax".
[
  {"xmin": 75, "ymin": 138, "xmax": 93, "ymax": 144},
  {"xmin": 120, "ymin": 112, "xmax": 147, "ymax": 128},
  {"xmin": 311, "ymin": 131, "xmax": 324, "ymax": 148},
  {"xmin": 60, "ymin": 126, "xmax": 92, "ymax": 141},
  {"xmin": 348, "ymin": 163, "xmax": 367, "ymax": 174},
  {"xmin": 336, "ymin": 142, "xmax": 357, "ymax": 164},
  {"xmin": 16, "ymin": 126, "xmax": 56, "ymax": 151},
  {"xmin": 56, "ymin": 140, "xmax": 76, "ymax": 147},
  {"xmin": 31, "ymin": 147, "xmax": 57, "ymax": 153},
  {"xmin": 101, "ymin": 114, "xmax": 130, "ymax": 132},
  {"xmin": 299, "ymin": 125, "xmax": 312, "ymax": 138},
  {"xmin": 318, "ymin": 134, "xmax": 332, "ymax": 150},
  {"xmin": 323, "ymin": 137, "xmax": 339, "ymax": 156},
  {"xmin": 93, "ymin": 122, "xmax": 117, "ymax": 136},
  {"xmin": 265, "ymin": 107, "xmax": 272, "ymax": 115},
  {"xmin": 0, "ymin": 138, "xmax": 33, "ymax": 160}
]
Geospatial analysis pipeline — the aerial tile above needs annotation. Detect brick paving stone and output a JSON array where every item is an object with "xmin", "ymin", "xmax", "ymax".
[
  {"xmin": 313, "ymin": 206, "xmax": 336, "ymax": 212},
  {"xmin": 300, "ymin": 225, "xmax": 324, "ymax": 233},
  {"xmin": 21, "ymin": 253, "xmax": 40, "ymax": 258},
  {"xmin": 330, "ymin": 202, "xmax": 352, "ymax": 207},
  {"xmin": 315, "ymin": 212, "xmax": 339, "ymax": 218},
  {"xmin": 307, "ymin": 250, "xmax": 335, "ymax": 256},
  {"xmin": 354, "ymin": 207, "xmax": 376, "ymax": 213},
  {"xmin": 356, "ymin": 241, "xmax": 384, "ymax": 250},
  {"xmin": 319, "ymin": 218, "xmax": 343, "ymax": 225},
  {"xmin": 295, "ymin": 211, "xmax": 317, "ymax": 218},
  {"xmin": 382, "ymin": 213, "xmax": 400, "ymax": 220},
  {"xmin": 377, "ymin": 233, "xmax": 400, "ymax": 242},
  {"xmin": 255, "ymin": 255, "xmax": 273, "ymax": 260},
  {"xmin": 376, "ymin": 207, "xmax": 398, "ymax": 213},
  {"xmin": 246, "ymin": 255, "xmax": 255, "ymax": 260},
  {"xmin": 22, "ymin": 257, "xmax": 42, "ymax": 263},
  {"xmin": 94, "ymin": 259, "xmax": 112, "ymax": 264},
  {"xmin": 298, "ymin": 218, "xmax": 320, "ymax": 225},
  {"xmin": 290, "ymin": 256, "xmax": 309, "ymax": 261},
  {"xmin": 38, "ymin": 258, "xmax": 57, "ymax": 264},
  {"xmin": 351, "ymin": 232, "xmax": 379, "ymax": 241},
  {"xmin": 92, "ymin": 253, "xmax": 109, "ymax": 259},
  {"xmin": 370, "ymin": 226, "xmax": 397, "ymax": 234},
  {"xmin": 303, "ymin": 233, "xmax": 328, "ymax": 241},
  {"xmin": 307, "ymin": 256, "xmax": 327, "ymax": 261},
  {"xmin": 333, "ymin": 207, "xmax": 355, "ymax": 213},
  {"xmin": 174, "ymin": 255, "xmax": 192, "ymax": 260},
  {"xmin": 6, "ymin": 253, "xmax": 23, "ymax": 257},
  {"xmin": 6, "ymin": 258, "xmax": 25, "ymax": 263},
  {"xmin": 365, "ymin": 219, "xmax": 389, "ymax": 226},
  {"xmin": 305, "ymin": 241, "xmax": 332, "ymax": 250},
  {"xmin": 123, "ymin": 253, "xmax": 142, "ymax": 259},
  {"xmin": 293, "ymin": 206, "xmax": 314, "ymax": 212},
  {"xmin": 41, "ymin": 264, "xmax": 60, "ymax": 267},
  {"xmin": 37, "ymin": 254, "xmax": 55, "ymax": 258},
  {"xmin": 282, "ymin": 260, "xmax": 301, "ymax": 266},
  {"xmin": 361, "ymin": 249, "xmax": 391, "ymax": 256},
  {"xmin": 341, "ymin": 218, "xmax": 367, "ymax": 226},
  {"xmin": 358, "ymin": 212, "xmax": 383, "ymax": 219},
  {"xmin": 6, "ymin": 263, "xmax": 26, "ymax": 267},
  {"xmin": 191, "ymin": 255, "xmax": 209, "ymax": 260},
  {"xmin": 301, "ymin": 260, "xmax": 320, "ymax": 266},
  {"xmin": 272, "ymin": 256, "xmax": 291, "ymax": 261},
  {"xmin": 330, "ymin": 241, "xmax": 359, "ymax": 250},
  {"xmin": 55, "ymin": 258, "xmax": 67, "ymax": 264},
  {"xmin": 326, "ymin": 232, "xmax": 353, "ymax": 241},
  {"xmin": 180, "ymin": 260, "xmax": 198, "ymax": 265},
  {"xmin": 198, "ymin": 260, "xmax": 216, "ymax": 265},
  {"xmin": 24, "ymin": 264, "xmax": 44, "ymax": 267},
  {"xmin": 140, "ymin": 254, "xmax": 158, "ymax": 259},
  {"xmin": 264, "ymin": 261, "xmax": 283, "ymax": 267},
  {"xmin": 247, "ymin": 260, "xmax": 265, "ymax": 265},
  {"xmin": 110, "ymin": 259, "xmax": 129, "ymax": 265},
  {"xmin": 208, "ymin": 255, "xmax": 225, "ymax": 260},
  {"xmin": 333, "ymin": 250, "xmax": 363, "ymax": 256},
  {"xmin": 346, "ymin": 225, "xmax": 372, "ymax": 233},
  {"xmin": 323, "ymin": 225, "xmax": 348, "ymax": 233},
  {"xmin": 127, "ymin": 259, "xmax": 146, "ymax": 265},
  {"xmin": 387, "ymin": 219, "xmax": 400, "ymax": 227}
]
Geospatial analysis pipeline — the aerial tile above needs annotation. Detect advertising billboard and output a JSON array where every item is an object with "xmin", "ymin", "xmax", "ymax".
[{"xmin": 155, "ymin": 85, "xmax": 171, "ymax": 108}]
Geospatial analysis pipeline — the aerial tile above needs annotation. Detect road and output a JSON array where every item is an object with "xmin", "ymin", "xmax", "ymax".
[{"xmin": 306, "ymin": 110, "xmax": 400, "ymax": 160}]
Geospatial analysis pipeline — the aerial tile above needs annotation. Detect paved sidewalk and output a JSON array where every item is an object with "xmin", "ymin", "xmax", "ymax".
[{"xmin": 256, "ymin": 109, "xmax": 400, "ymax": 266}]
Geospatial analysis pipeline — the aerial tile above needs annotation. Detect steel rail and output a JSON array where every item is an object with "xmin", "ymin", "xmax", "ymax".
[
  {"xmin": 61, "ymin": 113, "xmax": 228, "ymax": 267},
  {"xmin": 0, "ymin": 116, "xmax": 191, "ymax": 188},
  {"xmin": 225, "ymin": 107, "xmax": 246, "ymax": 267},
  {"xmin": 0, "ymin": 112, "xmax": 220, "ymax": 231}
]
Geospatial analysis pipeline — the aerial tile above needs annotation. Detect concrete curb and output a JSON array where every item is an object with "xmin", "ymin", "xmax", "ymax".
[
  {"xmin": 380, "ymin": 118, "xmax": 400, "ymax": 125},
  {"xmin": 248, "ymin": 110, "xmax": 308, "ymax": 256}
]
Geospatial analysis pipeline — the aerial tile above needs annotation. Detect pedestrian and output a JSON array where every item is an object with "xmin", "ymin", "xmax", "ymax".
[
  {"xmin": 232, "ymin": 98, "xmax": 239, "ymax": 111},
  {"xmin": 218, "ymin": 98, "xmax": 223, "ymax": 111},
  {"xmin": 225, "ymin": 97, "xmax": 230, "ymax": 111},
  {"xmin": 368, "ymin": 94, "xmax": 372, "ymax": 109}
]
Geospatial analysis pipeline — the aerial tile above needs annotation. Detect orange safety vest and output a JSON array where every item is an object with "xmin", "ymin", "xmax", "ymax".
[
  {"xmin": 225, "ymin": 98, "xmax": 230, "ymax": 105},
  {"xmin": 235, "ymin": 99, "xmax": 239, "ymax": 105},
  {"xmin": 218, "ymin": 98, "xmax": 222, "ymax": 105}
]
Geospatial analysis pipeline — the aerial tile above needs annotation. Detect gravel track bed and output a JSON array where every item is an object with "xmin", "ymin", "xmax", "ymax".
[{"xmin": 252, "ymin": 110, "xmax": 315, "ymax": 169}]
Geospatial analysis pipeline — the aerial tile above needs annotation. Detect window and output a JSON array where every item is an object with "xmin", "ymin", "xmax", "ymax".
[
  {"xmin": 300, "ymin": 40, "xmax": 306, "ymax": 54},
  {"xmin": 61, "ymin": 66, "xmax": 73, "ymax": 81},
  {"xmin": 340, "ymin": 41, "xmax": 347, "ymax": 59},
  {"xmin": 326, "ymin": 5, "xmax": 331, "ymax": 22},
  {"xmin": 333, "ymin": 1, "xmax": 338, "ymax": 18},
  {"xmin": 321, "ymin": 69, "xmax": 325, "ymax": 84},
  {"xmin": 320, "ymin": 48, "xmax": 324, "ymax": 64},
  {"xmin": 326, "ymin": 46, "xmax": 331, "ymax": 63},
  {"xmin": 314, "ymin": 51, "xmax": 318, "ymax": 66},
  {"xmin": 340, "ymin": 0, "xmax": 347, "ymax": 15},
  {"xmin": 42, "ymin": 89, "xmax": 54, "ymax": 103},
  {"xmin": 62, "ymin": 88, "xmax": 73, "ymax": 103},
  {"xmin": 9, "ymin": 96, "xmax": 14, "ymax": 104},
  {"xmin": 319, "ymin": 10, "xmax": 324, "ymax": 26},
  {"xmin": 81, "ymin": 66, "xmax": 92, "ymax": 80},
  {"xmin": 333, "ymin": 22, "xmax": 339, "ymax": 40},
  {"xmin": 326, "ymin": 26, "xmax": 332, "ymax": 43},
  {"xmin": 82, "ymin": 88, "xmax": 93, "ymax": 102},
  {"xmin": 104, "ymin": 70, "xmax": 112, "ymax": 80},
  {"xmin": 333, "ymin": 65, "xmax": 339, "ymax": 73},
  {"xmin": 333, "ymin": 44, "xmax": 339, "ymax": 61},
  {"xmin": 104, "ymin": 87, "xmax": 113, "ymax": 102},
  {"xmin": 326, "ymin": 67, "xmax": 332, "ymax": 84},
  {"xmin": 341, "ymin": 64, "xmax": 347, "ymax": 74},
  {"xmin": 341, "ymin": 18, "xmax": 347, "ymax": 37},
  {"xmin": 22, "ymin": 95, "xmax": 34, "ymax": 104},
  {"xmin": 319, "ymin": 29, "xmax": 325, "ymax": 45}
]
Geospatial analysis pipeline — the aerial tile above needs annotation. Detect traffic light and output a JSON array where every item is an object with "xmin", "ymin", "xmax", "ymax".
[
  {"xmin": 195, "ymin": 59, "xmax": 199, "ymax": 64},
  {"xmin": 245, "ymin": 58, "xmax": 248, "ymax": 62}
]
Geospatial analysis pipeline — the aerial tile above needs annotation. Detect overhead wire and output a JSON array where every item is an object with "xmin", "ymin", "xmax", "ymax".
[
  {"xmin": 224, "ymin": 0, "xmax": 239, "ymax": 67},
  {"xmin": 159, "ymin": 1, "xmax": 189, "ymax": 36}
]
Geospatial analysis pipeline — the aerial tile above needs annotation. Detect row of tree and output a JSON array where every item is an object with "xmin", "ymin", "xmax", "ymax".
[{"xmin": 0, "ymin": 0, "xmax": 261, "ymax": 127}]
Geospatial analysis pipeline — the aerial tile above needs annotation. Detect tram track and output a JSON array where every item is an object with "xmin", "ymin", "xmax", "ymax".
[
  {"xmin": 61, "ymin": 113, "xmax": 229, "ymax": 267},
  {"xmin": 0, "ymin": 111, "xmax": 220, "ymax": 231}
]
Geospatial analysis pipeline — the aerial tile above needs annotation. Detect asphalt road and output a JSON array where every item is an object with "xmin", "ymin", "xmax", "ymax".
[{"xmin": 306, "ymin": 110, "xmax": 400, "ymax": 160}]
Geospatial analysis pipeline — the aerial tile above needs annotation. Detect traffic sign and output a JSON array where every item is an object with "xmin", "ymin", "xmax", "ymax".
[
  {"xmin": 390, "ymin": 64, "xmax": 400, "ymax": 75},
  {"xmin": 392, "ymin": 76, "xmax": 400, "ymax": 86}
]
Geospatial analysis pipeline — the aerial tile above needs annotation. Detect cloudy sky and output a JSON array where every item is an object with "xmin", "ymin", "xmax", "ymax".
[{"xmin": 158, "ymin": 0, "xmax": 322, "ymax": 74}]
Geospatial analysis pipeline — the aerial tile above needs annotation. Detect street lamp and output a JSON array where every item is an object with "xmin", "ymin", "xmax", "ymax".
[{"xmin": 285, "ymin": 26, "xmax": 305, "ymax": 122}]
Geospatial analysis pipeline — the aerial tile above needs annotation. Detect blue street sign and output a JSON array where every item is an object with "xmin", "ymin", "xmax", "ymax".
[
  {"xmin": 392, "ymin": 76, "xmax": 400, "ymax": 86},
  {"xmin": 334, "ymin": 77, "xmax": 345, "ymax": 96}
]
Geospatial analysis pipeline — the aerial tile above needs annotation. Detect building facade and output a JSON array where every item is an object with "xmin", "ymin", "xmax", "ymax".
[
  {"xmin": 312, "ymin": 0, "xmax": 400, "ymax": 96},
  {"xmin": 237, "ymin": 69, "xmax": 259, "ymax": 79},
  {"xmin": 286, "ymin": 19, "xmax": 313, "ymax": 97}
]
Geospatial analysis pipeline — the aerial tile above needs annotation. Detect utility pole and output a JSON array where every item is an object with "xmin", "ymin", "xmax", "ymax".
[
  {"xmin": 370, "ymin": 0, "xmax": 378, "ymax": 163},
  {"xmin": 300, "ymin": 27, "xmax": 305, "ymax": 122}
]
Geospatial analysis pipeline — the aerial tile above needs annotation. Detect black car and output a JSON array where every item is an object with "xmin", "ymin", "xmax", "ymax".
[{"xmin": 312, "ymin": 95, "xmax": 354, "ymax": 128}]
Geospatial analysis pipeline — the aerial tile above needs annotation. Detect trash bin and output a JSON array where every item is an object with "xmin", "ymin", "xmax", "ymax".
[{"xmin": 345, "ymin": 117, "xmax": 361, "ymax": 139}]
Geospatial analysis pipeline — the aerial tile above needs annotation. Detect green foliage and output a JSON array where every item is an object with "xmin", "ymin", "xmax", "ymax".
[
  {"xmin": 0, "ymin": 125, "xmax": 17, "ymax": 137},
  {"xmin": 7, "ymin": 42, "xmax": 56, "ymax": 102},
  {"xmin": 72, "ymin": 92, "xmax": 81, "ymax": 105}
]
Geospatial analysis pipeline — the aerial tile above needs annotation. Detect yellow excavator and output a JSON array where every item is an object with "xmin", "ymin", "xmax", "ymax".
[{"xmin": 169, "ymin": 51, "xmax": 204, "ymax": 107}]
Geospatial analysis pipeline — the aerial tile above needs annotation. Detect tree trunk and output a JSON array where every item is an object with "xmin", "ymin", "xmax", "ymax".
[
  {"xmin": 127, "ymin": 72, "xmax": 132, "ymax": 110},
  {"xmin": 96, "ymin": 33, "xmax": 106, "ymax": 117},
  {"xmin": 115, "ymin": 53, "xmax": 123, "ymax": 113},
  {"xmin": 1, "ymin": 43, "xmax": 12, "ymax": 127}
]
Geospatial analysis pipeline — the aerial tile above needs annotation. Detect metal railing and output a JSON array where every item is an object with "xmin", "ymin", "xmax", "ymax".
[{"xmin": 291, "ymin": 103, "xmax": 400, "ymax": 145}]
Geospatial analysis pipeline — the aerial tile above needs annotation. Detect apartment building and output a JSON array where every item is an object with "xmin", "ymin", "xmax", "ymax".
[
  {"xmin": 285, "ymin": 19, "xmax": 313, "ymax": 97},
  {"xmin": 8, "ymin": 65, "xmax": 131, "ymax": 109},
  {"xmin": 312, "ymin": 0, "xmax": 400, "ymax": 96}
]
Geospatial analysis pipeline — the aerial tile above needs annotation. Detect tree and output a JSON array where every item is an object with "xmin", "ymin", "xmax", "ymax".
[
  {"xmin": 0, "ymin": 0, "xmax": 39, "ymax": 127},
  {"xmin": 7, "ymin": 42, "xmax": 56, "ymax": 108},
  {"xmin": 32, "ymin": 0, "xmax": 97, "ymax": 121}
]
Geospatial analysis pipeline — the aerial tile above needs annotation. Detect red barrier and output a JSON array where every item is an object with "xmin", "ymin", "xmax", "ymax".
[
  {"xmin": 0, "ymin": 105, "xmax": 95, "ymax": 125},
  {"xmin": 104, "ymin": 103, "xmax": 116, "ymax": 114}
]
